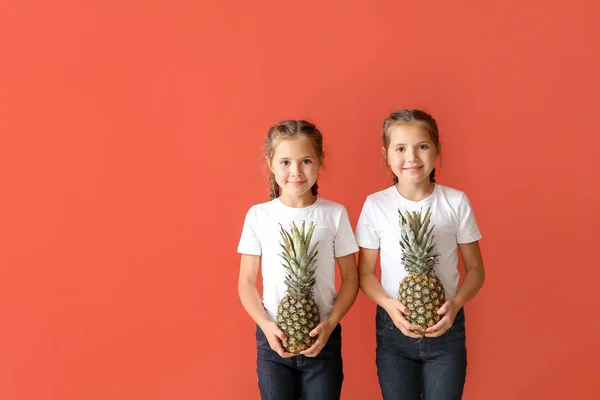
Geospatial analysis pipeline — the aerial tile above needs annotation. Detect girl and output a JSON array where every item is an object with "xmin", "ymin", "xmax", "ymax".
[
  {"xmin": 237, "ymin": 120, "xmax": 359, "ymax": 400},
  {"xmin": 356, "ymin": 109, "xmax": 485, "ymax": 400}
]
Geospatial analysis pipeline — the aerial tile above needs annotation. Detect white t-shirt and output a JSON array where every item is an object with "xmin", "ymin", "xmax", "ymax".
[
  {"xmin": 355, "ymin": 184, "xmax": 482, "ymax": 300},
  {"xmin": 238, "ymin": 197, "xmax": 359, "ymax": 321}
]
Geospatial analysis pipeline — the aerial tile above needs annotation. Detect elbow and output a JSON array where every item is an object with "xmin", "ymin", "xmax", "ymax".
[
  {"xmin": 237, "ymin": 278, "xmax": 250, "ymax": 299},
  {"xmin": 358, "ymin": 268, "xmax": 371, "ymax": 289},
  {"xmin": 467, "ymin": 264, "xmax": 485, "ymax": 286},
  {"xmin": 345, "ymin": 273, "xmax": 360, "ymax": 293},
  {"xmin": 340, "ymin": 272, "xmax": 359, "ymax": 299}
]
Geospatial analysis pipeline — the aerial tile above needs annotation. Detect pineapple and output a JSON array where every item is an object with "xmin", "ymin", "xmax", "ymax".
[
  {"xmin": 277, "ymin": 221, "xmax": 320, "ymax": 354},
  {"xmin": 398, "ymin": 207, "xmax": 445, "ymax": 333}
]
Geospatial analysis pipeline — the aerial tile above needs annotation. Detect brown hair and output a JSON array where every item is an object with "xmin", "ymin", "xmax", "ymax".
[
  {"xmin": 265, "ymin": 120, "xmax": 324, "ymax": 200},
  {"xmin": 381, "ymin": 109, "xmax": 441, "ymax": 184}
]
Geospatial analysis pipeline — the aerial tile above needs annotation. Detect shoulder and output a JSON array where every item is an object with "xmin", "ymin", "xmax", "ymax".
[
  {"xmin": 363, "ymin": 186, "xmax": 397, "ymax": 209},
  {"xmin": 314, "ymin": 197, "xmax": 350, "ymax": 216},
  {"xmin": 362, "ymin": 186, "xmax": 396, "ymax": 207},
  {"xmin": 434, "ymin": 184, "xmax": 468, "ymax": 204},
  {"xmin": 244, "ymin": 199, "xmax": 279, "ymax": 218},
  {"xmin": 314, "ymin": 197, "xmax": 346, "ymax": 210}
]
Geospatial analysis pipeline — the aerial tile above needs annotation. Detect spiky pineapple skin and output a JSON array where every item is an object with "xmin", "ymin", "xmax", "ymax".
[
  {"xmin": 399, "ymin": 273, "xmax": 445, "ymax": 332},
  {"xmin": 276, "ymin": 221, "xmax": 320, "ymax": 354},
  {"xmin": 397, "ymin": 208, "xmax": 445, "ymax": 333},
  {"xmin": 277, "ymin": 295, "xmax": 320, "ymax": 354}
]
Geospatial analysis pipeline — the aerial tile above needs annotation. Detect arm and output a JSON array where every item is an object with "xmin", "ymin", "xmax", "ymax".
[
  {"xmin": 358, "ymin": 248, "xmax": 389, "ymax": 306},
  {"xmin": 301, "ymin": 253, "xmax": 359, "ymax": 357},
  {"xmin": 328, "ymin": 253, "xmax": 359, "ymax": 324},
  {"xmin": 238, "ymin": 254, "xmax": 294, "ymax": 358},
  {"xmin": 425, "ymin": 241, "xmax": 485, "ymax": 337},
  {"xmin": 453, "ymin": 241, "xmax": 485, "ymax": 308},
  {"xmin": 358, "ymin": 247, "xmax": 424, "ymax": 338}
]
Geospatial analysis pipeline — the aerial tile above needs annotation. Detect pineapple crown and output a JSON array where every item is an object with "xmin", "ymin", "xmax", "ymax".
[
  {"xmin": 279, "ymin": 221, "xmax": 319, "ymax": 295},
  {"xmin": 398, "ymin": 207, "xmax": 439, "ymax": 274}
]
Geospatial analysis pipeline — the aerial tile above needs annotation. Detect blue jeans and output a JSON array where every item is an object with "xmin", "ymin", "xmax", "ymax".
[
  {"xmin": 375, "ymin": 306, "xmax": 467, "ymax": 400},
  {"xmin": 256, "ymin": 323, "xmax": 343, "ymax": 400}
]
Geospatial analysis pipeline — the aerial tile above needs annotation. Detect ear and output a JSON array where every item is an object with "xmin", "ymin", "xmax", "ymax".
[
  {"xmin": 381, "ymin": 147, "xmax": 388, "ymax": 164},
  {"xmin": 265, "ymin": 156, "xmax": 274, "ymax": 173}
]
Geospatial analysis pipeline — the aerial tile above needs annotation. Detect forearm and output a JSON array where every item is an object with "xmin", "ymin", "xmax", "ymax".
[
  {"xmin": 238, "ymin": 280, "xmax": 271, "ymax": 327},
  {"xmin": 453, "ymin": 268, "xmax": 485, "ymax": 309},
  {"xmin": 359, "ymin": 272, "xmax": 392, "ymax": 308},
  {"xmin": 326, "ymin": 275, "xmax": 359, "ymax": 325}
]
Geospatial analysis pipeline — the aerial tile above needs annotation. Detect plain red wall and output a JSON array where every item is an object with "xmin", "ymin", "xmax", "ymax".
[{"xmin": 2, "ymin": 1, "xmax": 599, "ymax": 399}]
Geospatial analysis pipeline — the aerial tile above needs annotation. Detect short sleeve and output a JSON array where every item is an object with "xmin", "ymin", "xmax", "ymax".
[
  {"xmin": 355, "ymin": 197, "xmax": 380, "ymax": 249},
  {"xmin": 456, "ymin": 193, "xmax": 482, "ymax": 244},
  {"xmin": 237, "ymin": 206, "xmax": 262, "ymax": 255},
  {"xmin": 333, "ymin": 207, "xmax": 359, "ymax": 258}
]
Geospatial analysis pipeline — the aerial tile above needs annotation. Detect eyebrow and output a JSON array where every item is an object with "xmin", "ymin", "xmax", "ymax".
[
  {"xmin": 391, "ymin": 141, "xmax": 432, "ymax": 147},
  {"xmin": 276, "ymin": 155, "xmax": 316, "ymax": 160}
]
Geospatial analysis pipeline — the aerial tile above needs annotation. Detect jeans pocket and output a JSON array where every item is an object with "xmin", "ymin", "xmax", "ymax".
[
  {"xmin": 256, "ymin": 325, "xmax": 268, "ymax": 346},
  {"xmin": 327, "ymin": 324, "xmax": 342, "ymax": 345},
  {"xmin": 375, "ymin": 306, "xmax": 394, "ymax": 334},
  {"xmin": 446, "ymin": 308, "xmax": 465, "ymax": 334}
]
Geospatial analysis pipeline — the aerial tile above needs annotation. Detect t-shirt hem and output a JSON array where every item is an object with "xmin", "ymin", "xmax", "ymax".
[
  {"xmin": 357, "ymin": 242, "xmax": 379, "ymax": 250},
  {"xmin": 457, "ymin": 233, "xmax": 482, "ymax": 244},
  {"xmin": 237, "ymin": 248, "xmax": 261, "ymax": 256},
  {"xmin": 334, "ymin": 245, "xmax": 359, "ymax": 258}
]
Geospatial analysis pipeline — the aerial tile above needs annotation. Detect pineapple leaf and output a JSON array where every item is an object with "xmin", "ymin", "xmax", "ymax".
[{"xmin": 305, "ymin": 222, "xmax": 315, "ymax": 248}]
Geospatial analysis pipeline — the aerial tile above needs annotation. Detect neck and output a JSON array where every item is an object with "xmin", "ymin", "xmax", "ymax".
[
  {"xmin": 279, "ymin": 192, "xmax": 317, "ymax": 208},
  {"xmin": 395, "ymin": 181, "xmax": 435, "ymax": 202}
]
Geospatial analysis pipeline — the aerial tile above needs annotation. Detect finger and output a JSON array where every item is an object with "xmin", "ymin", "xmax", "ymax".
[
  {"xmin": 309, "ymin": 327, "xmax": 320, "ymax": 338},
  {"xmin": 395, "ymin": 320, "xmax": 423, "ymax": 338},
  {"xmin": 425, "ymin": 325, "xmax": 449, "ymax": 337},
  {"xmin": 301, "ymin": 336, "xmax": 326, "ymax": 355},
  {"xmin": 273, "ymin": 342, "xmax": 295, "ymax": 358},
  {"xmin": 303, "ymin": 348, "xmax": 322, "ymax": 357},
  {"xmin": 399, "ymin": 327, "xmax": 423, "ymax": 339},
  {"xmin": 396, "ymin": 301, "xmax": 411, "ymax": 315},
  {"xmin": 425, "ymin": 320, "xmax": 445, "ymax": 333},
  {"xmin": 425, "ymin": 326, "xmax": 449, "ymax": 338},
  {"xmin": 437, "ymin": 301, "xmax": 450, "ymax": 315},
  {"xmin": 301, "ymin": 338, "xmax": 322, "ymax": 353},
  {"xmin": 406, "ymin": 322, "xmax": 426, "ymax": 332},
  {"xmin": 397, "ymin": 315, "xmax": 424, "ymax": 333},
  {"xmin": 300, "ymin": 341, "xmax": 317, "ymax": 354},
  {"xmin": 271, "ymin": 340, "xmax": 286, "ymax": 355},
  {"xmin": 275, "ymin": 329, "xmax": 288, "ymax": 341},
  {"xmin": 386, "ymin": 300, "xmax": 409, "ymax": 316},
  {"xmin": 426, "ymin": 316, "xmax": 451, "ymax": 333},
  {"xmin": 301, "ymin": 343, "xmax": 323, "ymax": 357}
]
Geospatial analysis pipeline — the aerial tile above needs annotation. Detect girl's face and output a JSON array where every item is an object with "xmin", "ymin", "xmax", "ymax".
[
  {"xmin": 385, "ymin": 123, "xmax": 438, "ymax": 187},
  {"xmin": 269, "ymin": 136, "xmax": 320, "ymax": 202}
]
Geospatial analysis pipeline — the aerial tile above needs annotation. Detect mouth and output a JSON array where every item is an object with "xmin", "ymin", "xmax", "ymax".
[
  {"xmin": 402, "ymin": 166, "xmax": 423, "ymax": 172},
  {"xmin": 288, "ymin": 180, "xmax": 307, "ymax": 185}
]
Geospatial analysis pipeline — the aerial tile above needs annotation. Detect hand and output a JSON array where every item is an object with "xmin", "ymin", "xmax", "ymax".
[
  {"xmin": 425, "ymin": 299, "xmax": 459, "ymax": 338},
  {"xmin": 300, "ymin": 319, "xmax": 335, "ymax": 357},
  {"xmin": 260, "ymin": 321, "xmax": 295, "ymax": 358},
  {"xmin": 382, "ymin": 298, "xmax": 425, "ymax": 339}
]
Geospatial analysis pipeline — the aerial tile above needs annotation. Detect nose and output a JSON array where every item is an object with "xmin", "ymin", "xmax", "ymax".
[
  {"xmin": 405, "ymin": 147, "xmax": 418, "ymax": 162},
  {"xmin": 291, "ymin": 163, "xmax": 303, "ymax": 177}
]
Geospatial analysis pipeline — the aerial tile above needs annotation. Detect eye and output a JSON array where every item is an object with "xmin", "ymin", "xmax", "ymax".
[
  {"xmin": 302, "ymin": 159, "xmax": 312, "ymax": 165},
  {"xmin": 280, "ymin": 160, "xmax": 290, "ymax": 166},
  {"xmin": 395, "ymin": 147, "xmax": 405, "ymax": 152},
  {"xmin": 419, "ymin": 144, "xmax": 430, "ymax": 150}
]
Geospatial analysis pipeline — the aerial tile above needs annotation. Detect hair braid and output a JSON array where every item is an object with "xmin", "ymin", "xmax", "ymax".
[{"xmin": 269, "ymin": 173, "xmax": 280, "ymax": 200}]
